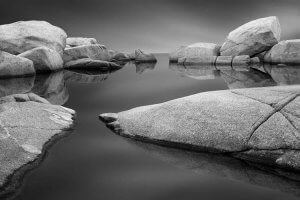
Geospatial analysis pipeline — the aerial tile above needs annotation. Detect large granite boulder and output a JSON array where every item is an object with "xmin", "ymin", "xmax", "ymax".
[
  {"xmin": 264, "ymin": 40, "xmax": 300, "ymax": 64},
  {"xmin": 220, "ymin": 16, "xmax": 281, "ymax": 56},
  {"xmin": 66, "ymin": 37, "xmax": 98, "ymax": 47},
  {"xmin": 181, "ymin": 43, "xmax": 220, "ymax": 63},
  {"xmin": 0, "ymin": 93, "xmax": 75, "ymax": 197},
  {"xmin": 64, "ymin": 58, "xmax": 121, "ymax": 70},
  {"xmin": 18, "ymin": 47, "xmax": 63, "ymax": 71},
  {"xmin": 0, "ymin": 51, "xmax": 35, "ymax": 78},
  {"xmin": 0, "ymin": 20, "xmax": 67, "ymax": 55},
  {"xmin": 63, "ymin": 44, "xmax": 110, "ymax": 63},
  {"xmin": 135, "ymin": 49, "xmax": 157, "ymax": 62},
  {"xmin": 264, "ymin": 64, "xmax": 300, "ymax": 85},
  {"xmin": 169, "ymin": 46, "xmax": 186, "ymax": 62},
  {"xmin": 99, "ymin": 85, "xmax": 300, "ymax": 171}
]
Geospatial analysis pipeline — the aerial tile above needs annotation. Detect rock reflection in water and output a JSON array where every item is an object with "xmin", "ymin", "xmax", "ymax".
[
  {"xmin": 135, "ymin": 62, "xmax": 156, "ymax": 74},
  {"xmin": 127, "ymin": 140, "xmax": 300, "ymax": 198},
  {"xmin": 64, "ymin": 69, "xmax": 118, "ymax": 83},
  {"xmin": 0, "ymin": 76, "xmax": 35, "ymax": 97},
  {"xmin": 264, "ymin": 64, "xmax": 300, "ymax": 85}
]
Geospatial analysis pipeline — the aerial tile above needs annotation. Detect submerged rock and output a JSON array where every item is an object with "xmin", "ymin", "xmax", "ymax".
[
  {"xmin": 64, "ymin": 58, "xmax": 121, "ymax": 70},
  {"xmin": 220, "ymin": 16, "xmax": 281, "ymax": 56},
  {"xmin": 18, "ymin": 47, "xmax": 63, "ymax": 72},
  {"xmin": 169, "ymin": 46, "xmax": 187, "ymax": 62},
  {"xmin": 99, "ymin": 85, "xmax": 300, "ymax": 171},
  {"xmin": 66, "ymin": 37, "xmax": 98, "ymax": 47},
  {"xmin": 135, "ymin": 49, "xmax": 157, "ymax": 62},
  {"xmin": 63, "ymin": 44, "xmax": 110, "ymax": 63},
  {"xmin": 0, "ymin": 93, "xmax": 75, "ymax": 197},
  {"xmin": 264, "ymin": 40, "xmax": 300, "ymax": 64},
  {"xmin": 0, "ymin": 51, "xmax": 35, "ymax": 78},
  {"xmin": 0, "ymin": 20, "xmax": 67, "ymax": 55}
]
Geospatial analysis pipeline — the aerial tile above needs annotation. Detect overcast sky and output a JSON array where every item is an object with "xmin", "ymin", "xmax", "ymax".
[{"xmin": 1, "ymin": 0, "xmax": 300, "ymax": 53}]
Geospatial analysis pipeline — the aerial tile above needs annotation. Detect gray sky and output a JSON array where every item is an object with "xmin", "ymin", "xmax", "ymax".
[{"xmin": 1, "ymin": 0, "xmax": 300, "ymax": 53}]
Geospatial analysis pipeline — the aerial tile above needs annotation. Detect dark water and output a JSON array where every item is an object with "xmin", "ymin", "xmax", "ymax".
[{"xmin": 10, "ymin": 54, "xmax": 300, "ymax": 200}]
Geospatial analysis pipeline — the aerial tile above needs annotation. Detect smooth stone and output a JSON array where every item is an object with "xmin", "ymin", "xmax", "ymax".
[
  {"xmin": 66, "ymin": 37, "xmax": 98, "ymax": 47},
  {"xmin": 264, "ymin": 40, "xmax": 300, "ymax": 64},
  {"xmin": 220, "ymin": 16, "xmax": 281, "ymax": 56},
  {"xmin": 183, "ymin": 43, "xmax": 220, "ymax": 59},
  {"xmin": 63, "ymin": 44, "xmax": 110, "ymax": 63},
  {"xmin": 109, "ymin": 50, "xmax": 130, "ymax": 61},
  {"xmin": 215, "ymin": 56, "xmax": 233, "ymax": 67},
  {"xmin": 18, "ymin": 47, "xmax": 63, "ymax": 72},
  {"xmin": 220, "ymin": 68, "xmax": 276, "ymax": 89},
  {"xmin": 263, "ymin": 64, "xmax": 300, "ymax": 85},
  {"xmin": 169, "ymin": 46, "xmax": 186, "ymax": 62},
  {"xmin": 135, "ymin": 49, "xmax": 157, "ymax": 62},
  {"xmin": 0, "ymin": 51, "xmax": 35, "ymax": 78},
  {"xmin": 183, "ymin": 56, "xmax": 217, "ymax": 65},
  {"xmin": 0, "ymin": 20, "xmax": 67, "ymax": 55},
  {"xmin": 64, "ymin": 70, "xmax": 110, "ymax": 83},
  {"xmin": 169, "ymin": 64, "xmax": 220, "ymax": 80},
  {"xmin": 31, "ymin": 71, "xmax": 69, "ymax": 105},
  {"xmin": 0, "ymin": 94, "xmax": 75, "ymax": 197},
  {"xmin": 64, "ymin": 58, "xmax": 121, "ymax": 70},
  {"xmin": 99, "ymin": 86, "xmax": 300, "ymax": 170}
]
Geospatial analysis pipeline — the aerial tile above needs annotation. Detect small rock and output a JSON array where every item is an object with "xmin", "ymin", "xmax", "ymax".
[
  {"xmin": 63, "ymin": 44, "xmax": 110, "ymax": 63},
  {"xmin": 66, "ymin": 37, "xmax": 98, "ymax": 47},
  {"xmin": 169, "ymin": 46, "xmax": 186, "ymax": 62},
  {"xmin": 18, "ymin": 47, "xmax": 63, "ymax": 72},
  {"xmin": 135, "ymin": 49, "xmax": 157, "ymax": 62},
  {"xmin": 64, "ymin": 58, "xmax": 121, "ymax": 70},
  {"xmin": 220, "ymin": 16, "xmax": 281, "ymax": 56},
  {"xmin": 0, "ymin": 51, "xmax": 35, "ymax": 78},
  {"xmin": 264, "ymin": 40, "xmax": 300, "ymax": 64},
  {"xmin": 0, "ymin": 20, "xmax": 67, "ymax": 55}
]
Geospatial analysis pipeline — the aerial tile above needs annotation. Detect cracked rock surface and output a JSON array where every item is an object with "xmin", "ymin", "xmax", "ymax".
[
  {"xmin": 99, "ymin": 85, "xmax": 300, "ymax": 171},
  {"xmin": 0, "ymin": 93, "xmax": 75, "ymax": 197}
]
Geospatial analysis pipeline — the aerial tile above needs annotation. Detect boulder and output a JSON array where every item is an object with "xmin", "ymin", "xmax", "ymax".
[
  {"xmin": 264, "ymin": 40, "xmax": 300, "ymax": 64},
  {"xmin": 66, "ymin": 37, "xmax": 98, "ymax": 47},
  {"xmin": 182, "ymin": 43, "xmax": 220, "ymax": 59},
  {"xmin": 0, "ymin": 94, "xmax": 75, "ymax": 197},
  {"xmin": 215, "ymin": 56, "xmax": 233, "ymax": 66},
  {"xmin": 63, "ymin": 44, "xmax": 110, "ymax": 63},
  {"xmin": 135, "ymin": 49, "xmax": 157, "ymax": 62},
  {"xmin": 64, "ymin": 58, "xmax": 121, "ymax": 70},
  {"xmin": 18, "ymin": 47, "xmax": 63, "ymax": 71},
  {"xmin": 220, "ymin": 16, "xmax": 281, "ymax": 56},
  {"xmin": 99, "ymin": 85, "xmax": 300, "ymax": 171},
  {"xmin": 109, "ymin": 50, "xmax": 130, "ymax": 61},
  {"xmin": 0, "ymin": 51, "xmax": 35, "ymax": 78},
  {"xmin": 0, "ymin": 20, "xmax": 67, "ymax": 55},
  {"xmin": 232, "ymin": 55, "xmax": 251, "ymax": 66},
  {"xmin": 169, "ymin": 46, "xmax": 186, "ymax": 62},
  {"xmin": 182, "ymin": 56, "xmax": 217, "ymax": 65}
]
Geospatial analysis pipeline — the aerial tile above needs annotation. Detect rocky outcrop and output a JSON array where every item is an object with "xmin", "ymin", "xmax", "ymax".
[
  {"xmin": 169, "ymin": 46, "xmax": 186, "ymax": 63},
  {"xmin": 0, "ymin": 51, "xmax": 35, "ymax": 78},
  {"xmin": 0, "ymin": 93, "xmax": 75, "ymax": 197},
  {"xmin": 135, "ymin": 49, "xmax": 157, "ymax": 62},
  {"xmin": 64, "ymin": 58, "xmax": 121, "ymax": 70},
  {"xmin": 66, "ymin": 37, "xmax": 98, "ymax": 47},
  {"xmin": 220, "ymin": 16, "xmax": 281, "ymax": 56},
  {"xmin": 0, "ymin": 20, "xmax": 67, "ymax": 55},
  {"xmin": 18, "ymin": 47, "xmax": 63, "ymax": 71},
  {"xmin": 264, "ymin": 40, "xmax": 300, "ymax": 64},
  {"xmin": 63, "ymin": 44, "xmax": 110, "ymax": 63},
  {"xmin": 99, "ymin": 85, "xmax": 300, "ymax": 171}
]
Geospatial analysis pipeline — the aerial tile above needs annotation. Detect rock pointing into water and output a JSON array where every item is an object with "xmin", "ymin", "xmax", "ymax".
[
  {"xmin": 264, "ymin": 40, "xmax": 300, "ymax": 64},
  {"xmin": 100, "ymin": 85, "xmax": 300, "ymax": 171},
  {"xmin": 18, "ymin": 47, "xmax": 63, "ymax": 71},
  {"xmin": 135, "ymin": 49, "xmax": 157, "ymax": 62},
  {"xmin": 0, "ymin": 51, "xmax": 35, "ymax": 78},
  {"xmin": 0, "ymin": 93, "xmax": 75, "ymax": 197},
  {"xmin": 0, "ymin": 20, "xmax": 67, "ymax": 55},
  {"xmin": 220, "ymin": 16, "xmax": 281, "ymax": 56},
  {"xmin": 66, "ymin": 37, "xmax": 98, "ymax": 47}
]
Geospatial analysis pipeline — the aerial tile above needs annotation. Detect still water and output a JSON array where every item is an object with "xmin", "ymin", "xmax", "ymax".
[{"xmin": 10, "ymin": 54, "xmax": 300, "ymax": 200}]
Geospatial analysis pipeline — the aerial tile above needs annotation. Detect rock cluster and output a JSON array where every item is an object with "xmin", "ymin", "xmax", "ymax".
[{"xmin": 170, "ymin": 16, "xmax": 300, "ymax": 64}]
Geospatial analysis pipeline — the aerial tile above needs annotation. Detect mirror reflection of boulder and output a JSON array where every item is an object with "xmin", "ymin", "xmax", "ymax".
[
  {"xmin": 31, "ymin": 71, "xmax": 68, "ymax": 105},
  {"xmin": 264, "ymin": 64, "xmax": 300, "ymax": 85},
  {"xmin": 0, "ymin": 76, "xmax": 35, "ymax": 98},
  {"xmin": 64, "ymin": 70, "xmax": 111, "ymax": 83},
  {"xmin": 135, "ymin": 62, "xmax": 156, "ymax": 74}
]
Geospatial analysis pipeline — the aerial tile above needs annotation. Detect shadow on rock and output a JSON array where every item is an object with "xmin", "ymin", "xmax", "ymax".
[
  {"xmin": 126, "ymin": 139, "xmax": 300, "ymax": 198},
  {"xmin": 264, "ymin": 64, "xmax": 300, "ymax": 85}
]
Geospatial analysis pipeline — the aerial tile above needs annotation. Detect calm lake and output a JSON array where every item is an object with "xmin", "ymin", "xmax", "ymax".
[{"xmin": 10, "ymin": 54, "xmax": 300, "ymax": 200}]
